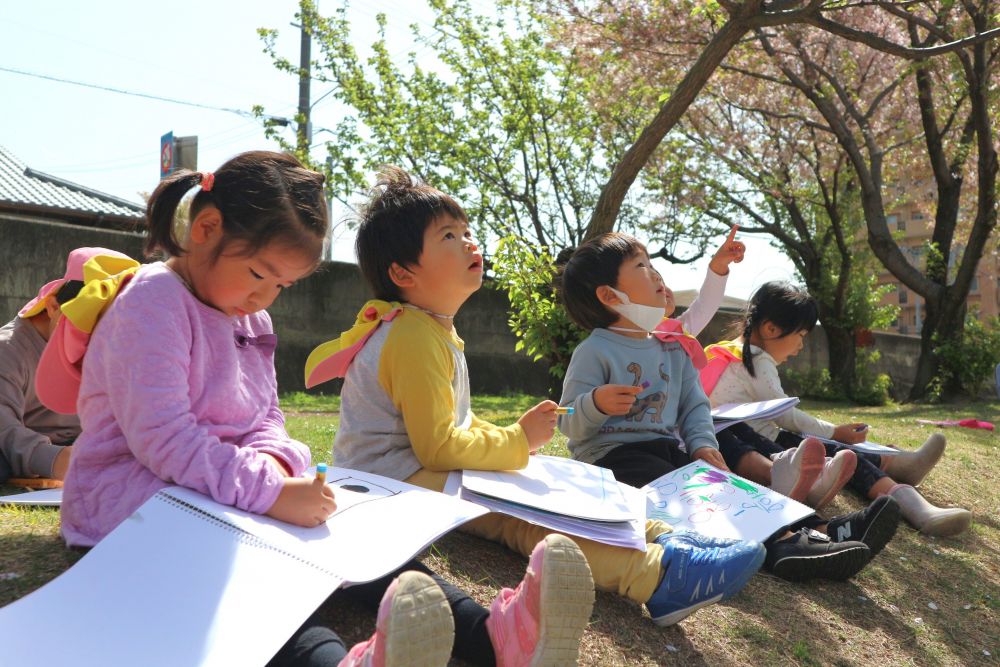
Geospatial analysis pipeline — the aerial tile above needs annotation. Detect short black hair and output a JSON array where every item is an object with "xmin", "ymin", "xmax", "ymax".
[
  {"xmin": 558, "ymin": 232, "xmax": 647, "ymax": 331},
  {"xmin": 738, "ymin": 281, "xmax": 819, "ymax": 376},
  {"xmin": 355, "ymin": 166, "xmax": 467, "ymax": 301}
]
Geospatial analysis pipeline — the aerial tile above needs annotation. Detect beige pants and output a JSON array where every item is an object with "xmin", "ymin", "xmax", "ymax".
[{"xmin": 407, "ymin": 468, "xmax": 670, "ymax": 603}]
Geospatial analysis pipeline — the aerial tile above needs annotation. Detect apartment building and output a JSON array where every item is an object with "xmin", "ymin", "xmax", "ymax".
[{"xmin": 875, "ymin": 179, "xmax": 999, "ymax": 334}]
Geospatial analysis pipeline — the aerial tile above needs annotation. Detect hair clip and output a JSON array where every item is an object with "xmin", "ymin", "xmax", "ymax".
[{"xmin": 200, "ymin": 172, "xmax": 215, "ymax": 192}]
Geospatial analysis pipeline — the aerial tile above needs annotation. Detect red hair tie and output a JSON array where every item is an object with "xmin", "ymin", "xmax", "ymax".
[{"xmin": 200, "ymin": 172, "xmax": 215, "ymax": 192}]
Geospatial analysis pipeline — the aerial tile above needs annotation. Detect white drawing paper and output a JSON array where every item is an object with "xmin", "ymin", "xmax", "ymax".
[
  {"xmin": 0, "ymin": 468, "xmax": 488, "ymax": 666},
  {"xmin": 643, "ymin": 461, "xmax": 813, "ymax": 543},
  {"xmin": 461, "ymin": 455, "xmax": 635, "ymax": 522},
  {"xmin": 0, "ymin": 488, "xmax": 62, "ymax": 506}
]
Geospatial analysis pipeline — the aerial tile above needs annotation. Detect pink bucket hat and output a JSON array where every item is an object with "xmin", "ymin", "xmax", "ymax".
[
  {"xmin": 33, "ymin": 251, "xmax": 140, "ymax": 414},
  {"xmin": 18, "ymin": 247, "xmax": 132, "ymax": 318}
]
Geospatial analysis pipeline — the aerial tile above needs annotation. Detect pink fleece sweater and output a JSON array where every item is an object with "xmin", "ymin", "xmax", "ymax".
[{"xmin": 61, "ymin": 263, "xmax": 310, "ymax": 547}]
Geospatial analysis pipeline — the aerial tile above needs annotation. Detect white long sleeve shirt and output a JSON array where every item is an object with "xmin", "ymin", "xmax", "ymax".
[{"xmin": 708, "ymin": 344, "xmax": 835, "ymax": 441}]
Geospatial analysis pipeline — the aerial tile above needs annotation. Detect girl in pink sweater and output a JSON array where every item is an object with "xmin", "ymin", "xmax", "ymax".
[{"xmin": 58, "ymin": 151, "xmax": 591, "ymax": 667}]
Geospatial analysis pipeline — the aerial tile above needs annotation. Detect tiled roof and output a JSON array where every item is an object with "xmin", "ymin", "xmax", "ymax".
[{"xmin": 0, "ymin": 145, "xmax": 144, "ymax": 222}]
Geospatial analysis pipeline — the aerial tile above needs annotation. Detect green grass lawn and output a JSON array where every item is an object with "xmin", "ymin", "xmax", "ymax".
[{"xmin": 2, "ymin": 395, "xmax": 998, "ymax": 665}]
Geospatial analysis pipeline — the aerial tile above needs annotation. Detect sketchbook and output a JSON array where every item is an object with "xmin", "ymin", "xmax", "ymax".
[
  {"xmin": 0, "ymin": 487, "xmax": 62, "ymax": 506},
  {"xmin": 711, "ymin": 397, "xmax": 801, "ymax": 432},
  {"xmin": 804, "ymin": 433, "xmax": 901, "ymax": 456},
  {"xmin": 458, "ymin": 455, "xmax": 647, "ymax": 550},
  {"xmin": 0, "ymin": 468, "xmax": 488, "ymax": 667},
  {"xmin": 643, "ymin": 461, "xmax": 813, "ymax": 543}
]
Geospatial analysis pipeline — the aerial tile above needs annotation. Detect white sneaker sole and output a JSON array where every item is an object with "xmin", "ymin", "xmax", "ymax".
[
  {"xmin": 531, "ymin": 534, "xmax": 595, "ymax": 667},
  {"xmin": 383, "ymin": 571, "xmax": 454, "ymax": 667}
]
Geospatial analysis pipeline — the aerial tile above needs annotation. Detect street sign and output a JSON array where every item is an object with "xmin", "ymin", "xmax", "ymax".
[{"xmin": 160, "ymin": 132, "xmax": 174, "ymax": 179}]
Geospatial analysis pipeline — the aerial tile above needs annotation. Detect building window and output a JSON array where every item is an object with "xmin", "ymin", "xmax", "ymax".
[
  {"xmin": 912, "ymin": 211, "xmax": 925, "ymax": 220},
  {"xmin": 897, "ymin": 217, "xmax": 907, "ymax": 232},
  {"xmin": 970, "ymin": 276, "xmax": 979, "ymax": 293},
  {"xmin": 898, "ymin": 288, "xmax": 908, "ymax": 304},
  {"xmin": 887, "ymin": 214, "xmax": 898, "ymax": 227}
]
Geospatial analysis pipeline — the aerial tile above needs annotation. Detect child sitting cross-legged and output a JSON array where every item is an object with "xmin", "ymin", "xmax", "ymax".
[
  {"xmin": 305, "ymin": 167, "xmax": 766, "ymax": 632},
  {"xmin": 557, "ymin": 233, "xmax": 902, "ymax": 581}
]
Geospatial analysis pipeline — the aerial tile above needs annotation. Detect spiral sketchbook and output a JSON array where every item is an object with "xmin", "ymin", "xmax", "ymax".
[
  {"xmin": 0, "ymin": 469, "xmax": 488, "ymax": 667},
  {"xmin": 710, "ymin": 397, "xmax": 800, "ymax": 432},
  {"xmin": 456, "ymin": 455, "xmax": 647, "ymax": 550}
]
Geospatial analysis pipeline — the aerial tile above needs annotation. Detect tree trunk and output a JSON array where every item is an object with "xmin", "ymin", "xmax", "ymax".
[
  {"xmin": 583, "ymin": 17, "xmax": 752, "ymax": 241},
  {"xmin": 908, "ymin": 287, "xmax": 969, "ymax": 400},
  {"xmin": 909, "ymin": 300, "xmax": 942, "ymax": 401},
  {"xmin": 823, "ymin": 323, "xmax": 857, "ymax": 396}
]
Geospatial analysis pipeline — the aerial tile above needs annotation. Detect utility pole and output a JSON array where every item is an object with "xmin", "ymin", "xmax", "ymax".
[{"xmin": 296, "ymin": 17, "xmax": 311, "ymax": 154}]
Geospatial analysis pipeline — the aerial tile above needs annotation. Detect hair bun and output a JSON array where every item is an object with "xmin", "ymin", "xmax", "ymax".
[{"xmin": 555, "ymin": 245, "xmax": 577, "ymax": 266}]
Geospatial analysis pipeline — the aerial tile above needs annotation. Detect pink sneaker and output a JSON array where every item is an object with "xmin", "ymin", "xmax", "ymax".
[
  {"xmin": 806, "ymin": 450, "xmax": 857, "ymax": 509},
  {"xmin": 485, "ymin": 534, "xmax": 595, "ymax": 667},
  {"xmin": 769, "ymin": 438, "xmax": 825, "ymax": 503},
  {"xmin": 339, "ymin": 571, "xmax": 453, "ymax": 667}
]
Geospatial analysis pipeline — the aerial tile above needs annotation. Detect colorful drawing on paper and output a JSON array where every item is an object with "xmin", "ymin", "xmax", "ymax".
[{"xmin": 643, "ymin": 462, "xmax": 813, "ymax": 543}]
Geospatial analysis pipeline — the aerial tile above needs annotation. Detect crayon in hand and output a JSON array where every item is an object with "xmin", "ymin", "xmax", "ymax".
[
  {"xmin": 640, "ymin": 381, "xmax": 651, "ymax": 389},
  {"xmin": 315, "ymin": 462, "xmax": 327, "ymax": 483},
  {"xmin": 555, "ymin": 406, "xmax": 575, "ymax": 415}
]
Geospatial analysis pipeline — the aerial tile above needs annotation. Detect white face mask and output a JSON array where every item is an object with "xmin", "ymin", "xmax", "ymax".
[{"xmin": 607, "ymin": 287, "xmax": 667, "ymax": 332}]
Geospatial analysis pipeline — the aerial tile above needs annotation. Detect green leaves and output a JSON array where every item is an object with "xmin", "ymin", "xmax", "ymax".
[
  {"xmin": 493, "ymin": 236, "xmax": 586, "ymax": 379},
  {"xmin": 258, "ymin": 0, "xmax": 627, "ymax": 251}
]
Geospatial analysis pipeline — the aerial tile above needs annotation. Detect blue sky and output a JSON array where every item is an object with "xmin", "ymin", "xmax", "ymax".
[{"xmin": 1, "ymin": 0, "xmax": 795, "ymax": 296}]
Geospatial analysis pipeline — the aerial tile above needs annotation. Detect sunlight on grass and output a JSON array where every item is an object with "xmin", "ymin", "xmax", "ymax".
[{"xmin": 1, "ymin": 395, "xmax": 996, "ymax": 665}]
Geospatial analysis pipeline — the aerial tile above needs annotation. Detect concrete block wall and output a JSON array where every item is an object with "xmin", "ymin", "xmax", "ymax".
[
  {"xmin": 0, "ymin": 215, "xmax": 924, "ymax": 398},
  {"xmin": 0, "ymin": 215, "xmax": 551, "ymax": 395}
]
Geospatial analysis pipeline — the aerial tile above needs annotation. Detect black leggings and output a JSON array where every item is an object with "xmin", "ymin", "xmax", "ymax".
[
  {"xmin": 715, "ymin": 422, "xmax": 784, "ymax": 470},
  {"xmin": 592, "ymin": 438, "xmax": 691, "ymax": 488},
  {"xmin": 268, "ymin": 559, "xmax": 495, "ymax": 667},
  {"xmin": 774, "ymin": 431, "xmax": 886, "ymax": 496}
]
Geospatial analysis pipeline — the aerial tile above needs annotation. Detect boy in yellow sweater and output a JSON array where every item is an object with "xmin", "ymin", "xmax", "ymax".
[{"xmin": 306, "ymin": 166, "xmax": 765, "ymax": 628}]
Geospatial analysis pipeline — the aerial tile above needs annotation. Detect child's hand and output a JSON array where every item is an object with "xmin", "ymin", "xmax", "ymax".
[
  {"xmin": 51, "ymin": 445, "xmax": 73, "ymax": 480},
  {"xmin": 832, "ymin": 423, "xmax": 868, "ymax": 444},
  {"xmin": 593, "ymin": 384, "xmax": 642, "ymax": 416},
  {"xmin": 691, "ymin": 447, "xmax": 731, "ymax": 472},
  {"xmin": 708, "ymin": 225, "xmax": 746, "ymax": 276},
  {"xmin": 518, "ymin": 400, "xmax": 558, "ymax": 452},
  {"xmin": 266, "ymin": 477, "xmax": 337, "ymax": 527}
]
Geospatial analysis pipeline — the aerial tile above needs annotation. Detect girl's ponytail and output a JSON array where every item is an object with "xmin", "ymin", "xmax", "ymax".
[
  {"xmin": 144, "ymin": 170, "xmax": 204, "ymax": 258},
  {"xmin": 142, "ymin": 151, "xmax": 328, "ymax": 265},
  {"xmin": 741, "ymin": 305, "xmax": 758, "ymax": 377}
]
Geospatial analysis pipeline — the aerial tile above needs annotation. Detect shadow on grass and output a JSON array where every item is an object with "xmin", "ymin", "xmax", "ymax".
[
  {"xmin": 0, "ymin": 529, "xmax": 82, "ymax": 607},
  {"xmin": 734, "ymin": 520, "xmax": 997, "ymax": 667}
]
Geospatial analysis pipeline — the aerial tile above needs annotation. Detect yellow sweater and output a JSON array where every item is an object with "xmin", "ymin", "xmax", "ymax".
[{"xmin": 332, "ymin": 301, "xmax": 528, "ymax": 488}]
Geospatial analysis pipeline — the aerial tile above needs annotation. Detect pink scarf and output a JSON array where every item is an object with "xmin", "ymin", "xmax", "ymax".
[{"xmin": 653, "ymin": 319, "xmax": 708, "ymax": 369}]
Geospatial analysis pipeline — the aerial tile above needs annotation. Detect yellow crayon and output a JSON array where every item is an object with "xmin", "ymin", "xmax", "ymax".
[
  {"xmin": 315, "ymin": 462, "xmax": 327, "ymax": 483},
  {"xmin": 555, "ymin": 406, "xmax": 575, "ymax": 415}
]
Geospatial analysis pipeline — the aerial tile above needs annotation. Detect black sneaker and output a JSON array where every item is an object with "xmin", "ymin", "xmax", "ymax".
[
  {"xmin": 765, "ymin": 528, "xmax": 871, "ymax": 582},
  {"xmin": 826, "ymin": 495, "xmax": 900, "ymax": 557}
]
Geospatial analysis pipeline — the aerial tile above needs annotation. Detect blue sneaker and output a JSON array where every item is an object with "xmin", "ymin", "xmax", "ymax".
[
  {"xmin": 646, "ymin": 533, "xmax": 765, "ymax": 626},
  {"xmin": 660, "ymin": 528, "xmax": 743, "ymax": 550}
]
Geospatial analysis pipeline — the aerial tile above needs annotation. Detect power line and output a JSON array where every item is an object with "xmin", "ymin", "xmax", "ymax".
[{"xmin": 0, "ymin": 65, "xmax": 261, "ymax": 119}]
